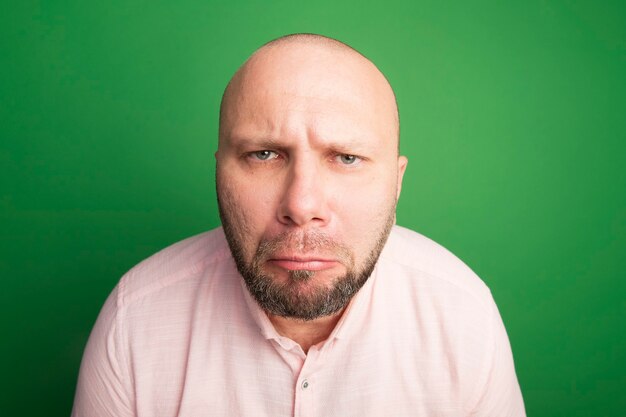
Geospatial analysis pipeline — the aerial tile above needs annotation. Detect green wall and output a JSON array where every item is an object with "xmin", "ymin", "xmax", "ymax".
[{"xmin": 1, "ymin": 1, "xmax": 624, "ymax": 415}]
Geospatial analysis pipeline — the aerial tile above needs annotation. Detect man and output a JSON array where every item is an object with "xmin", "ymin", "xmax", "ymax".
[{"xmin": 72, "ymin": 34, "xmax": 525, "ymax": 416}]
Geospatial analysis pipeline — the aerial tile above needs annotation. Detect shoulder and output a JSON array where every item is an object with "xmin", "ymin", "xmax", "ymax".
[
  {"xmin": 378, "ymin": 225, "xmax": 493, "ymax": 312},
  {"xmin": 115, "ymin": 227, "xmax": 233, "ymax": 308},
  {"xmin": 372, "ymin": 226, "xmax": 521, "ymax": 413},
  {"xmin": 74, "ymin": 228, "xmax": 240, "ymax": 414}
]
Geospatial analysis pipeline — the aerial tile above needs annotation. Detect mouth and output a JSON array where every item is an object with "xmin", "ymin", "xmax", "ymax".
[{"xmin": 267, "ymin": 256, "xmax": 340, "ymax": 271}]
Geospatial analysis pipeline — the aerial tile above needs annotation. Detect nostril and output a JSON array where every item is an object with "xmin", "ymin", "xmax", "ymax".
[{"xmin": 277, "ymin": 194, "xmax": 328, "ymax": 227}]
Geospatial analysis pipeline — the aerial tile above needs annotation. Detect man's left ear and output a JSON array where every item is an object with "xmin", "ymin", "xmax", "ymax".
[{"xmin": 396, "ymin": 156, "xmax": 408, "ymax": 200}]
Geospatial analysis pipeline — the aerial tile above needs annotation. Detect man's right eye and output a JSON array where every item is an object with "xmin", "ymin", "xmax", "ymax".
[{"xmin": 249, "ymin": 150, "xmax": 279, "ymax": 161}]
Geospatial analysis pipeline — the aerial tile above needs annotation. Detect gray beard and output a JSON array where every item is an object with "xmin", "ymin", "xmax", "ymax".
[{"xmin": 218, "ymin": 194, "xmax": 395, "ymax": 321}]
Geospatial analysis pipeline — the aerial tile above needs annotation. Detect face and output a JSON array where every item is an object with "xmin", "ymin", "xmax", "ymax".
[{"xmin": 216, "ymin": 43, "xmax": 407, "ymax": 320}]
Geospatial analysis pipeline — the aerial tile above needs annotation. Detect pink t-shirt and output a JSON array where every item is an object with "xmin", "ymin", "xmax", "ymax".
[{"xmin": 72, "ymin": 226, "xmax": 525, "ymax": 416}]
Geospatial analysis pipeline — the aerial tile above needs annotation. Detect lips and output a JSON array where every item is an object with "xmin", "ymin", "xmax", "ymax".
[{"xmin": 268, "ymin": 256, "xmax": 340, "ymax": 271}]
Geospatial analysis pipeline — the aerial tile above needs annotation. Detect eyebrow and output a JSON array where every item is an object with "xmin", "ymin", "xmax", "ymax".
[
  {"xmin": 228, "ymin": 136, "xmax": 285, "ymax": 151},
  {"xmin": 228, "ymin": 134, "xmax": 376, "ymax": 155}
]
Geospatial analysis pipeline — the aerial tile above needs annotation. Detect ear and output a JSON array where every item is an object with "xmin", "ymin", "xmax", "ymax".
[{"xmin": 396, "ymin": 156, "xmax": 408, "ymax": 200}]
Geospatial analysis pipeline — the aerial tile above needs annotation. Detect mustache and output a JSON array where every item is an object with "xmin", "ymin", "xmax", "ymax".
[{"xmin": 254, "ymin": 230, "xmax": 353, "ymax": 265}]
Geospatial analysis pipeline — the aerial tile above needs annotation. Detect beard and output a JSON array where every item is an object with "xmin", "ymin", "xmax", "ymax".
[{"xmin": 217, "ymin": 191, "xmax": 396, "ymax": 321}]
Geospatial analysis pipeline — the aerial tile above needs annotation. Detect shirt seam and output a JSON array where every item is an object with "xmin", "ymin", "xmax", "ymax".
[
  {"xmin": 115, "ymin": 279, "xmax": 136, "ymax": 415},
  {"xmin": 465, "ymin": 298, "xmax": 497, "ymax": 414}
]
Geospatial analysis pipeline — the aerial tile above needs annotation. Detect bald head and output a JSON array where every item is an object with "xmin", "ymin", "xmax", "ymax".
[{"xmin": 218, "ymin": 34, "xmax": 399, "ymax": 151}]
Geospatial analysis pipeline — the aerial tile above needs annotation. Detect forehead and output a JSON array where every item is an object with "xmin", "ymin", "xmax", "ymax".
[{"xmin": 221, "ymin": 43, "xmax": 398, "ymax": 150}]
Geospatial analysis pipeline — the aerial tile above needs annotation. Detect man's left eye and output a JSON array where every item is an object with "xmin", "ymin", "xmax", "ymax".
[{"xmin": 337, "ymin": 154, "xmax": 360, "ymax": 165}]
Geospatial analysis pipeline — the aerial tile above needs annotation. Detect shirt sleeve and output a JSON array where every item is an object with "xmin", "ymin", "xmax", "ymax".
[
  {"xmin": 469, "ymin": 299, "xmax": 526, "ymax": 417},
  {"xmin": 71, "ymin": 285, "xmax": 135, "ymax": 417}
]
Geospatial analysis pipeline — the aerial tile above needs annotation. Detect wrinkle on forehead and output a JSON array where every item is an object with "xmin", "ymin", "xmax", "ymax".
[{"xmin": 219, "ymin": 35, "xmax": 399, "ymax": 152}]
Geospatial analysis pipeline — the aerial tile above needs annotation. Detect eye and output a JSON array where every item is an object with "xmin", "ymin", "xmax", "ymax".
[
  {"xmin": 249, "ymin": 150, "xmax": 279, "ymax": 161},
  {"xmin": 336, "ymin": 154, "xmax": 360, "ymax": 165}
]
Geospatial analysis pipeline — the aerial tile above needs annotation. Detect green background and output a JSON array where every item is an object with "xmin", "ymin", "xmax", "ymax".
[{"xmin": 1, "ymin": 0, "xmax": 624, "ymax": 415}]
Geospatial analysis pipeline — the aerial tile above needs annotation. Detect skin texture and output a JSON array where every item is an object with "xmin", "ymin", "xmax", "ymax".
[{"xmin": 216, "ymin": 34, "xmax": 407, "ymax": 352}]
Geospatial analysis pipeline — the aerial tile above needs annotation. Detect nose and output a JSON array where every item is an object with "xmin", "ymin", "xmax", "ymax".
[{"xmin": 277, "ymin": 158, "xmax": 330, "ymax": 227}]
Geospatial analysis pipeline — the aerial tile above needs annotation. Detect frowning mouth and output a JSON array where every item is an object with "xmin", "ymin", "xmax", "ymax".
[{"xmin": 267, "ymin": 257, "xmax": 340, "ymax": 271}]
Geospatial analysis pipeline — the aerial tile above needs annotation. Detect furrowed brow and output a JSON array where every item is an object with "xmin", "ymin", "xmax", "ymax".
[
  {"xmin": 325, "ymin": 139, "xmax": 375, "ymax": 156},
  {"xmin": 228, "ymin": 135, "xmax": 285, "ymax": 151}
]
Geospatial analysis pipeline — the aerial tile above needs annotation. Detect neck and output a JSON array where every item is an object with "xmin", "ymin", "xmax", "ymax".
[{"xmin": 268, "ymin": 309, "xmax": 346, "ymax": 354}]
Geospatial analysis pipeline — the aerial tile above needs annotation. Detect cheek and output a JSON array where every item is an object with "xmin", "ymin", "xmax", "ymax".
[
  {"xmin": 218, "ymin": 172, "xmax": 279, "ymax": 237},
  {"xmin": 331, "ymin": 174, "xmax": 397, "ymax": 239}
]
